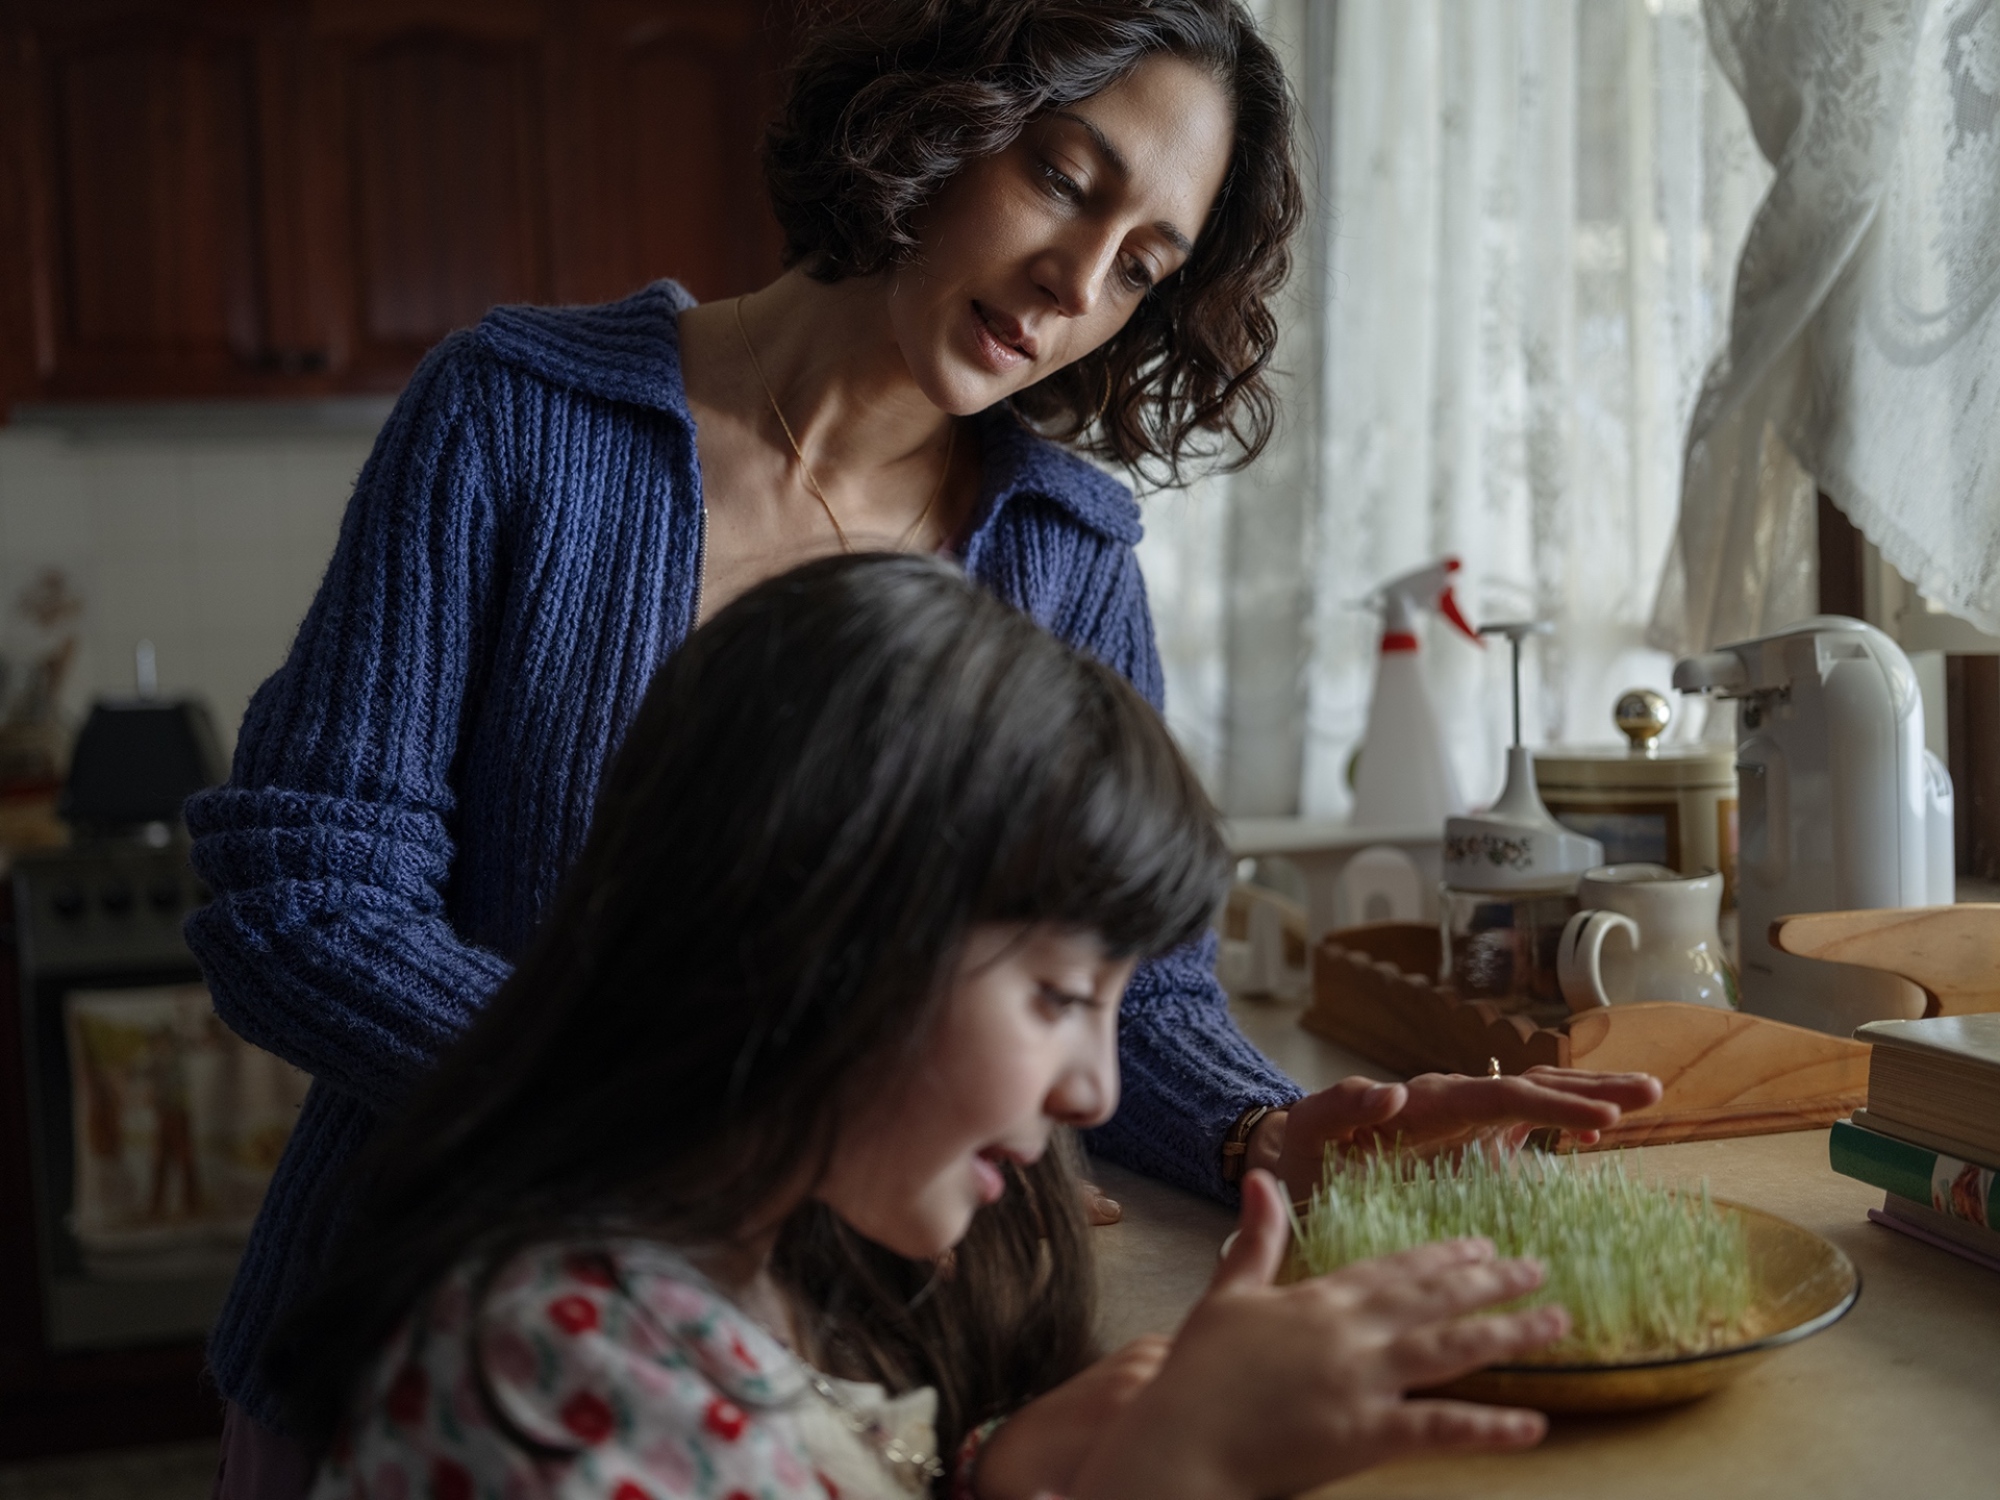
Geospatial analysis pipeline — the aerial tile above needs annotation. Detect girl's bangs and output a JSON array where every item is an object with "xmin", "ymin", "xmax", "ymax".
[{"xmin": 973, "ymin": 674, "xmax": 1230, "ymax": 960}]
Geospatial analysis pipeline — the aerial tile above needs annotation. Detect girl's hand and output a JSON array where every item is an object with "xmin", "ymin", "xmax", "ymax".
[
  {"xmin": 1272, "ymin": 1068, "xmax": 1663, "ymax": 1199},
  {"xmin": 1068, "ymin": 1171, "xmax": 1565, "ymax": 1500},
  {"xmin": 974, "ymin": 1337, "xmax": 1169, "ymax": 1500}
]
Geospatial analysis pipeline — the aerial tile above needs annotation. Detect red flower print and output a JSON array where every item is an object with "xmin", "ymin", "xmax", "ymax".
[
  {"xmin": 703, "ymin": 1397, "xmax": 748, "ymax": 1442},
  {"xmin": 723, "ymin": 1493, "xmax": 756, "ymax": 1500},
  {"xmin": 547, "ymin": 1294, "xmax": 600, "ymax": 1335},
  {"xmin": 564, "ymin": 1251, "xmax": 617, "ymax": 1288},
  {"xmin": 384, "ymin": 1362, "xmax": 428, "ymax": 1426},
  {"xmin": 429, "ymin": 1456, "xmax": 473, "ymax": 1500},
  {"xmin": 729, "ymin": 1331, "xmax": 759, "ymax": 1371},
  {"xmin": 610, "ymin": 1484, "xmax": 652, "ymax": 1500},
  {"xmin": 817, "ymin": 1473, "xmax": 842, "ymax": 1499},
  {"xmin": 560, "ymin": 1390, "xmax": 617, "ymax": 1444}
]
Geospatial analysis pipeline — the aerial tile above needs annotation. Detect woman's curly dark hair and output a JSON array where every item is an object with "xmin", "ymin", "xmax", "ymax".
[{"xmin": 765, "ymin": 0, "xmax": 1305, "ymax": 481}]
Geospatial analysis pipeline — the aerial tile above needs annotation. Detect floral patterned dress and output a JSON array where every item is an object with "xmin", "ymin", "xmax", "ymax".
[{"xmin": 307, "ymin": 1239, "xmax": 942, "ymax": 1500}]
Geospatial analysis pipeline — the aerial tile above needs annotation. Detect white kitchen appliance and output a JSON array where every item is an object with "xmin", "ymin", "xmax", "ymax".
[{"xmin": 1673, "ymin": 617, "xmax": 1955, "ymax": 1034}]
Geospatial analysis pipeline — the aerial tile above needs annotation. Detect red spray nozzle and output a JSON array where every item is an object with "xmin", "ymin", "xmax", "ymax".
[
  {"xmin": 1438, "ymin": 585, "xmax": 1480, "ymax": 643},
  {"xmin": 1370, "ymin": 557, "xmax": 1485, "ymax": 649}
]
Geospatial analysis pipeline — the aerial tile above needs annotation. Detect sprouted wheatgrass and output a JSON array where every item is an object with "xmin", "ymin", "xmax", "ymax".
[{"xmin": 1288, "ymin": 1148, "xmax": 1754, "ymax": 1363}]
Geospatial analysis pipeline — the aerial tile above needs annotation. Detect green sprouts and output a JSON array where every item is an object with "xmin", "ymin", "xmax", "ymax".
[{"xmin": 1289, "ymin": 1148, "xmax": 1754, "ymax": 1363}]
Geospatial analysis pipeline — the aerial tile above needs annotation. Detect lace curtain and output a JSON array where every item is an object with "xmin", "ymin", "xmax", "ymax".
[
  {"xmin": 1138, "ymin": 0, "xmax": 1772, "ymax": 813},
  {"xmin": 1650, "ymin": 0, "xmax": 2000, "ymax": 654}
]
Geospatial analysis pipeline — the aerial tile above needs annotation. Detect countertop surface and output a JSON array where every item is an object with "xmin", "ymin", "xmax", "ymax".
[{"xmin": 1088, "ymin": 999, "xmax": 2000, "ymax": 1500}]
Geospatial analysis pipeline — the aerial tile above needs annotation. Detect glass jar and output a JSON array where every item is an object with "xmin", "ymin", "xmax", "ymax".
[{"xmin": 1439, "ymin": 882, "xmax": 1579, "ymax": 1024}]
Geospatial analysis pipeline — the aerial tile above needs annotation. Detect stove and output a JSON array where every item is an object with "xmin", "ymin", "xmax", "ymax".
[{"xmin": 11, "ymin": 840, "xmax": 237, "ymax": 1350}]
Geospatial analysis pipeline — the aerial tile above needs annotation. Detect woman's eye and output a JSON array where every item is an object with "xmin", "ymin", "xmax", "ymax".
[
  {"xmin": 1039, "ymin": 161, "xmax": 1084, "ymax": 202},
  {"xmin": 1119, "ymin": 257, "xmax": 1156, "ymax": 293}
]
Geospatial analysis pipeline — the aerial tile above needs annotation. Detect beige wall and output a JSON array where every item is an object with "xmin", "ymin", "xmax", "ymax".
[{"xmin": 0, "ymin": 417, "xmax": 374, "ymax": 765}]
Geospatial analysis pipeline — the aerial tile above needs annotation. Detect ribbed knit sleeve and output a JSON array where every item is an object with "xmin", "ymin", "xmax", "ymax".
[
  {"xmin": 184, "ymin": 337, "xmax": 515, "ymax": 1113},
  {"xmin": 1047, "ymin": 537, "xmax": 1305, "ymax": 1203}
]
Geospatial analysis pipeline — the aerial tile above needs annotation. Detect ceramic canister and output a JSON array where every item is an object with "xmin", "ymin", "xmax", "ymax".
[{"xmin": 1534, "ymin": 743, "xmax": 1738, "ymax": 908}]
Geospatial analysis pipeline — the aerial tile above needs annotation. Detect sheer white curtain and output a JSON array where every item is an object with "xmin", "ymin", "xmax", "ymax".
[
  {"xmin": 1651, "ymin": 0, "xmax": 2000, "ymax": 654},
  {"xmin": 1138, "ymin": 0, "xmax": 1771, "ymax": 814}
]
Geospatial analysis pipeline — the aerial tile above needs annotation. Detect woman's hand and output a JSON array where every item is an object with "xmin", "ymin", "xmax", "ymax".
[
  {"xmin": 1269, "ymin": 1068, "xmax": 1664, "ymax": 1200},
  {"xmin": 1079, "ymin": 1179, "xmax": 1124, "ymax": 1226},
  {"xmin": 974, "ymin": 1337, "xmax": 1169, "ymax": 1500},
  {"xmin": 1068, "ymin": 1170, "xmax": 1565, "ymax": 1500}
]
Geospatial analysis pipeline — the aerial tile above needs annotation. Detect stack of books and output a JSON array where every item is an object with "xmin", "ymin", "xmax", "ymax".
[{"xmin": 1829, "ymin": 1013, "xmax": 2000, "ymax": 1273}]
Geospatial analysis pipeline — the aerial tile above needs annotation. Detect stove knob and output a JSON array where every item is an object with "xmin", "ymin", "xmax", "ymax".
[
  {"xmin": 149, "ymin": 879, "xmax": 183, "ymax": 915},
  {"xmin": 100, "ymin": 881, "xmax": 134, "ymax": 916},
  {"xmin": 51, "ymin": 883, "xmax": 86, "ymax": 919}
]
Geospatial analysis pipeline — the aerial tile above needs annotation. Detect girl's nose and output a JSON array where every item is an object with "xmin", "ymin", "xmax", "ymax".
[{"xmin": 1049, "ymin": 1040, "xmax": 1119, "ymax": 1129}]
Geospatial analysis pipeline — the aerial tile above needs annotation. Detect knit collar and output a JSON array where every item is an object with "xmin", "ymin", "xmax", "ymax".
[{"xmin": 474, "ymin": 279, "xmax": 1141, "ymax": 547}]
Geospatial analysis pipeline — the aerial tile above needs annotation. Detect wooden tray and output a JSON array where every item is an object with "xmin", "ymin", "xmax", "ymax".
[{"xmin": 1302, "ymin": 923, "xmax": 1869, "ymax": 1148}]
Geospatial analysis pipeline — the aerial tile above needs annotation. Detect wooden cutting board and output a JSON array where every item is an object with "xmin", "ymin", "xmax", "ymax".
[
  {"xmin": 1769, "ymin": 904, "xmax": 2000, "ymax": 1018},
  {"xmin": 1303, "ymin": 923, "xmax": 1870, "ymax": 1146}
]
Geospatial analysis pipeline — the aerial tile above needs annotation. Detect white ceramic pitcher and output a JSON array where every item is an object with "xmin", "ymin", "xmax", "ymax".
[{"xmin": 1557, "ymin": 862, "xmax": 1738, "ymax": 1012}]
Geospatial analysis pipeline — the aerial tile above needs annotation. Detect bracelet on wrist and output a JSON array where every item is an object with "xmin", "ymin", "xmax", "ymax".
[
  {"xmin": 1220, "ymin": 1104, "xmax": 1273, "ymax": 1184},
  {"xmin": 950, "ymin": 1416, "xmax": 1008, "ymax": 1500}
]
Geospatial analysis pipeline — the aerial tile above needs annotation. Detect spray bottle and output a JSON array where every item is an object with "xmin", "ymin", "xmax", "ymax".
[{"xmin": 1349, "ymin": 558, "xmax": 1481, "ymax": 830}]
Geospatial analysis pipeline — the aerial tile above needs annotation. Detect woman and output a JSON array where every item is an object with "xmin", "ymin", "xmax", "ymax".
[{"xmin": 188, "ymin": 1, "xmax": 1656, "ymax": 1489}]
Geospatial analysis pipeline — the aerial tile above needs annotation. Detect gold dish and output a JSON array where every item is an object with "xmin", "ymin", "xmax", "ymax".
[
  {"xmin": 1261, "ymin": 1198, "xmax": 1859, "ymax": 1413},
  {"xmin": 1427, "ymin": 1200, "xmax": 1859, "ymax": 1413}
]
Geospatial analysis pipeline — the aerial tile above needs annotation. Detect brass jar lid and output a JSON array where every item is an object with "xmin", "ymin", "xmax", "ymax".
[
  {"xmin": 1533, "ymin": 745, "xmax": 1737, "ymax": 790},
  {"xmin": 1533, "ymin": 687, "xmax": 1736, "ymax": 790}
]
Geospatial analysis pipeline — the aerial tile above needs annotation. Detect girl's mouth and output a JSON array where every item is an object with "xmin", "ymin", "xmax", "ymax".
[{"xmin": 972, "ymin": 1147, "xmax": 1011, "ymax": 1203}]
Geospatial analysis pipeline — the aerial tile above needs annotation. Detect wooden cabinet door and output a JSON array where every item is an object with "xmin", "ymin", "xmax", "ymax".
[
  {"xmin": 0, "ymin": 0, "xmax": 793, "ymax": 408},
  {"xmin": 546, "ymin": 0, "xmax": 789, "ymax": 308},
  {"xmin": 300, "ymin": 0, "xmax": 554, "ymax": 387},
  {"xmin": 4, "ymin": 0, "xmax": 313, "ymax": 398}
]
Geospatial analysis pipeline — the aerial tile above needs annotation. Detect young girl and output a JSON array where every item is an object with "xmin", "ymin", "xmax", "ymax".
[{"xmin": 272, "ymin": 555, "xmax": 1570, "ymax": 1500}]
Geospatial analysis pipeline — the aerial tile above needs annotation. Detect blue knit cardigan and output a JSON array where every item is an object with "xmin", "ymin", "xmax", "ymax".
[{"xmin": 183, "ymin": 280, "xmax": 1302, "ymax": 1425}]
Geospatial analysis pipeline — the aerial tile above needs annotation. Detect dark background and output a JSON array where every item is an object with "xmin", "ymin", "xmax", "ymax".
[{"xmin": 0, "ymin": 0, "xmax": 793, "ymax": 1460}]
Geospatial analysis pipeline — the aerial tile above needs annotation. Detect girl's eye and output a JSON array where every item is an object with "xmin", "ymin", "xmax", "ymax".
[
  {"xmin": 1038, "ymin": 982, "xmax": 1098, "ymax": 1014},
  {"xmin": 1119, "ymin": 256, "xmax": 1156, "ymax": 294}
]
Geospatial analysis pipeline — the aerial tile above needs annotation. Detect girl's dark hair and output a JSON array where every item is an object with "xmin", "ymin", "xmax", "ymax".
[
  {"xmin": 765, "ymin": 0, "xmax": 1304, "ymax": 482},
  {"xmin": 270, "ymin": 553, "xmax": 1229, "ymax": 1461}
]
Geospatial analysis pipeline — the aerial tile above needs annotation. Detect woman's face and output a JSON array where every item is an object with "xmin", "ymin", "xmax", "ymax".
[
  {"xmin": 887, "ymin": 53, "xmax": 1236, "ymax": 415},
  {"xmin": 816, "ymin": 923, "xmax": 1130, "ymax": 1259}
]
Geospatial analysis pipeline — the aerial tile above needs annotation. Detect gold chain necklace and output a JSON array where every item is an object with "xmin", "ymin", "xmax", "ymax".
[{"xmin": 733, "ymin": 296, "xmax": 954, "ymax": 554}]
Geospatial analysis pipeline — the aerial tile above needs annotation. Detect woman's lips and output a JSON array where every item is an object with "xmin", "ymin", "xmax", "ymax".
[{"xmin": 970, "ymin": 301, "xmax": 1031, "ymax": 372}]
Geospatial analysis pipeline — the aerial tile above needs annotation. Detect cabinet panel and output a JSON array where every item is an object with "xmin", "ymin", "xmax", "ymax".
[
  {"xmin": 54, "ymin": 31, "xmax": 265, "ymax": 355},
  {"xmin": 11, "ymin": 7, "xmax": 298, "ymax": 397},
  {"xmin": 550, "ymin": 1, "xmax": 788, "ymax": 307},
  {"xmin": 347, "ymin": 32, "xmax": 545, "ymax": 345}
]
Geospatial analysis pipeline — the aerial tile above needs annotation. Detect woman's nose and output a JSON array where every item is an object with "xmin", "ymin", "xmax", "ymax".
[{"xmin": 1035, "ymin": 228, "xmax": 1122, "ymax": 320}]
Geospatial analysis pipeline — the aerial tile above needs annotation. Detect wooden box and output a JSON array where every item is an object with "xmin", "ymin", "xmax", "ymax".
[{"xmin": 1303, "ymin": 923, "xmax": 1870, "ymax": 1148}]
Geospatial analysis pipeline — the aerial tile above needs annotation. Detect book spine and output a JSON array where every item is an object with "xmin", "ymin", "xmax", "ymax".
[
  {"xmin": 1830, "ymin": 1120, "xmax": 1999, "ymax": 1230},
  {"xmin": 1867, "ymin": 1206, "xmax": 2000, "ymax": 1276}
]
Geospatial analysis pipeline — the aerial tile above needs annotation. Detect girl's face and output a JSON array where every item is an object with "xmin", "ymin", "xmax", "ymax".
[
  {"xmin": 886, "ymin": 53, "xmax": 1236, "ymax": 415},
  {"xmin": 817, "ymin": 924, "xmax": 1131, "ymax": 1259}
]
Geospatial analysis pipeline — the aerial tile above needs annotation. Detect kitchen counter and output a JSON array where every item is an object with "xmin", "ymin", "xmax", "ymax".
[{"xmin": 1088, "ymin": 999, "xmax": 2000, "ymax": 1500}]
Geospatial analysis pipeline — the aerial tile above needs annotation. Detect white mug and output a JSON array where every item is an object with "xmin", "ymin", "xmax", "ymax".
[{"xmin": 1557, "ymin": 863, "xmax": 1738, "ymax": 1012}]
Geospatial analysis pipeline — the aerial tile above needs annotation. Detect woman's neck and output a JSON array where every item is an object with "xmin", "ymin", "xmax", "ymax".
[{"xmin": 731, "ymin": 269, "xmax": 954, "ymax": 478}]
